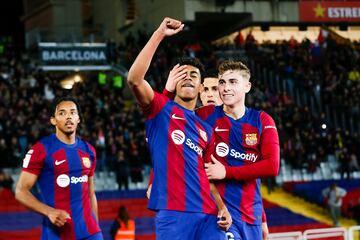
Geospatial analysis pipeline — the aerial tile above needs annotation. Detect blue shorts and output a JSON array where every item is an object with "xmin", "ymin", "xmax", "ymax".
[
  {"xmin": 225, "ymin": 220, "xmax": 261, "ymax": 240},
  {"xmin": 155, "ymin": 210, "xmax": 226, "ymax": 240}
]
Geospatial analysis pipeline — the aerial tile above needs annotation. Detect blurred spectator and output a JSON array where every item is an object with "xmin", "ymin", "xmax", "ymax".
[
  {"xmin": 115, "ymin": 150, "xmax": 129, "ymax": 191},
  {"xmin": 0, "ymin": 170, "xmax": 14, "ymax": 191},
  {"xmin": 110, "ymin": 206, "xmax": 135, "ymax": 240},
  {"xmin": 322, "ymin": 183, "xmax": 347, "ymax": 226}
]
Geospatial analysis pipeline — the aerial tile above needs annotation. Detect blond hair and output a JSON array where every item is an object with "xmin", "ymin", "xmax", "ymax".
[{"xmin": 218, "ymin": 60, "xmax": 251, "ymax": 81}]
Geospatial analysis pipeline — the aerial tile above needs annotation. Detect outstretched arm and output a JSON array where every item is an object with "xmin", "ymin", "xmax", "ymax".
[{"xmin": 127, "ymin": 17, "xmax": 184, "ymax": 106}]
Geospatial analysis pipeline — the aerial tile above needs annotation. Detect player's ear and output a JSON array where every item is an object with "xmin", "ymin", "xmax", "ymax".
[
  {"xmin": 245, "ymin": 81, "xmax": 251, "ymax": 93},
  {"xmin": 50, "ymin": 117, "xmax": 56, "ymax": 126}
]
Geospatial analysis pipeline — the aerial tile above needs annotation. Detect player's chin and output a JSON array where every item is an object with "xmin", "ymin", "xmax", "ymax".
[
  {"xmin": 62, "ymin": 128, "xmax": 75, "ymax": 135},
  {"xmin": 179, "ymin": 92, "xmax": 197, "ymax": 101}
]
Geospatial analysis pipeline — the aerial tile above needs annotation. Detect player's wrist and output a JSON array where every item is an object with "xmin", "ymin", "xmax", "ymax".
[{"xmin": 153, "ymin": 30, "xmax": 166, "ymax": 40}]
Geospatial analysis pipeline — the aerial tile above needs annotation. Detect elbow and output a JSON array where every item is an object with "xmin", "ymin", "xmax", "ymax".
[
  {"xmin": 127, "ymin": 69, "xmax": 140, "ymax": 88},
  {"xmin": 14, "ymin": 184, "xmax": 22, "ymax": 201}
]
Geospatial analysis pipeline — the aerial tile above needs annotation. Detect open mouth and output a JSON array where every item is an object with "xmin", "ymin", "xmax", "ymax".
[
  {"xmin": 207, "ymin": 100, "xmax": 215, "ymax": 104},
  {"xmin": 181, "ymin": 83, "xmax": 194, "ymax": 88}
]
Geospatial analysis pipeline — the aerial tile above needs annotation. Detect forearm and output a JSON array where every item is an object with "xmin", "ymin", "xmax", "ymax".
[
  {"xmin": 225, "ymin": 158, "xmax": 279, "ymax": 180},
  {"xmin": 127, "ymin": 31, "xmax": 164, "ymax": 87},
  {"xmin": 15, "ymin": 188, "xmax": 53, "ymax": 217},
  {"xmin": 210, "ymin": 182, "xmax": 226, "ymax": 211},
  {"xmin": 90, "ymin": 193, "xmax": 98, "ymax": 221}
]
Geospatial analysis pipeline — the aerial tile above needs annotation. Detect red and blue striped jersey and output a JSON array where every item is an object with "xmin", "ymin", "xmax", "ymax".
[
  {"xmin": 196, "ymin": 105, "xmax": 280, "ymax": 225},
  {"xmin": 144, "ymin": 92, "xmax": 217, "ymax": 215},
  {"xmin": 22, "ymin": 134, "xmax": 101, "ymax": 240}
]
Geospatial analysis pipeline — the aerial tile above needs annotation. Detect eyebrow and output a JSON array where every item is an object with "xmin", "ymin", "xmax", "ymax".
[
  {"xmin": 190, "ymin": 71, "xmax": 199, "ymax": 75},
  {"xmin": 57, "ymin": 108, "xmax": 77, "ymax": 112}
]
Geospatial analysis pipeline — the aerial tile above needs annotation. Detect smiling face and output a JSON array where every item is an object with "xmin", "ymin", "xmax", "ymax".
[
  {"xmin": 175, "ymin": 64, "xmax": 202, "ymax": 102},
  {"xmin": 218, "ymin": 69, "xmax": 251, "ymax": 107},
  {"xmin": 50, "ymin": 101, "xmax": 80, "ymax": 136},
  {"xmin": 200, "ymin": 77, "xmax": 222, "ymax": 106}
]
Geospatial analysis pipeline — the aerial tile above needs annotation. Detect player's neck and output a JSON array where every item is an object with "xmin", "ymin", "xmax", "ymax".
[
  {"xmin": 174, "ymin": 96, "xmax": 196, "ymax": 111},
  {"xmin": 223, "ymin": 104, "xmax": 246, "ymax": 120},
  {"xmin": 55, "ymin": 131, "xmax": 77, "ymax": 145}
]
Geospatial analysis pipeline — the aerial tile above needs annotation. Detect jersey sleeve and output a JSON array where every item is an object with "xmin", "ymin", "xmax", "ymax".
[
  {"xmin": 148, "ymin": 168, "xmax": 154, "ymax": 186},
  {"xmin": 22, "ymin": 142, "xmax": 46, "ymax": 176},
  {"xmin": 195, "ymin": 105, "xmax": 215, "ymax": 121},
  {"xmin": 140, "ymin": 91, "xmax": 168, "ymax": 119},
  {"xmin": 225, "ymin": 112, "xmax": 280, "ymax": 180},
  {"xmin": 162, "ymin": 88, "xmax": 175, "ymax": 100},
  {"xmin": 88, "ymin": 143, "xmax": 97, "ymax": 177},
  {"xmin": 203, "ymin": 130, "xmax": 216, "ymax": 164}
]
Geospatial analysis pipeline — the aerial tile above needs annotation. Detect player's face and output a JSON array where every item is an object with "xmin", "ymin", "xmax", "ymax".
[
  {"xmin": 175, "ymin": 65, "xmax": 201, "ymax": 101},
  {"xmin": 200, "ymin": 77, "xmax": 222, "ymax": 106},
  {"xmin": 218, "ymin": 70, "xmax": 251, "ymax": 107},
  {"xmin": 51, "ymin": 101, "xmax": 80, "ymax": 135}
]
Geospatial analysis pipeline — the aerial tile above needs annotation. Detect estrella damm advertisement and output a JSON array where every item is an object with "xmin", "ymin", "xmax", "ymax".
[{"xmin": 299, "ymin": 1, "xmax": 360, "ymax": 22}]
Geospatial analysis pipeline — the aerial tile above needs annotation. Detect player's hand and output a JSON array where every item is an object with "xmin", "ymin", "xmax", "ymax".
[
  {"xmin": 156, "ymin": 17, "xmax": 184, "ymax": 38},
  {"xmin": 217, "ymin": 207, "xmax": 232, "ymax": 231},
  {"xmin": 165, "ymin": 64, "xmax": 187, "ymax": 92},
  {"xmin": 262, "ymin": 222, "xmax": 269, "ymax": 239},
  {"xmin": 47, "ymin": 208, "xmax": 71, "ymax": 227},
  {"xmin": 205, "ymin": 155, "xmax": 226, "ymax": 180},
  {"xmin": 146, "ymin": 184, "xmax": 152, "ymax": 199}
]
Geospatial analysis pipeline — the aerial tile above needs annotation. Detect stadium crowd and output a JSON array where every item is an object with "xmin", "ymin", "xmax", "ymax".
[{"xmin": 0, "ymin": 29, "xmax": 359, "ymax": 186}]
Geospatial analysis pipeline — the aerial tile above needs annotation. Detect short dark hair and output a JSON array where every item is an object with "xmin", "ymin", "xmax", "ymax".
[
  {"xmin": 51, "ymin": 96, "xmax": 82, "ymax": 120},
  {"xmin": 203, "ymin": 68, "xmax": 218, "ymax": 79},
  {"xmin": 176, "ymin": 57, "xmax": 204, "ymax": 81}
]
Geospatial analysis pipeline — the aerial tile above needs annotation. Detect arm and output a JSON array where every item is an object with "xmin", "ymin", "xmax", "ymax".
[
  {"xmin": 89, "ymin": 176, "xmax": 98, "ymax": 221},
  {"xmin": 262, "ymin": 207, "xmax": 269, "ymax": 240},
  {"xmin": 146, "ymin": 169, "xmax": 154, "ymax": 199},
  {"xmin": 127, "ymin": 18, "xmax": 184, "ymax": 107},
  {"xmin": 15, "ymin": 171, "xmax": 70, "ymax": 227},
  {"xmin": 210, "ymin": 182, "xmax": 232, "ymax": 231}
]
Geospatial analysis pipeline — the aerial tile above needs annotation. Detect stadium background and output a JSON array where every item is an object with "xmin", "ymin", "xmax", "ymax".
[{"xmin": 0, "ymin": 0, "xmax": 359, "ymax": 239}]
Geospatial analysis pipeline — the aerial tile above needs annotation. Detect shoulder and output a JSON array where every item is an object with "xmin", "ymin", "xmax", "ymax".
[
  {"xmin": 78, "ymin": 138, "xmax": 96, "ymax": 156},
  {"xmin": 195, "ymin": 105, "xmax": 216, "ymax": 120},
  {"xmin": 259, "ymin": 111, "xmax": 277, "ymax": 129}
]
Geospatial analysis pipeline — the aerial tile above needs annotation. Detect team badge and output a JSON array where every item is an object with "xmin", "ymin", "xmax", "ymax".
[
  {"xmin": 199, "ymin": 129, "xmax": 207, "ymax": 142},
  {"xmin": 82, "ymin": 157, "xmax": 91, "ymax": 168},
  {"xmin": 245, "ymin": 133, "xmax": 257, "ymax": 146}
]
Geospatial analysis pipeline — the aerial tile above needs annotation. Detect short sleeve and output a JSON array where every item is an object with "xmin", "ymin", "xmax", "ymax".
[
  {"xmin": 88, "ymin": 143, "xmax": 97, "ymax": 177},
  {"xmin": 22, "ymin": 142, "xmax": 46, "ymax": 176},
  {"xmin": 140, "ymin": 92, "xmax": 169, "ymax": 119}
]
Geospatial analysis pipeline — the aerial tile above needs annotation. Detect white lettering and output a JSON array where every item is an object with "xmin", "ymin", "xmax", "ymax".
[
  {"xmin": 71, "ymin": 175, "xmax": 88, "ymax": 184},
  {"xmin": 230, "ymin": 149, "xmax": 258, "ymax": 162},
  {"xmin": 42, "ymin": 50, "xmax": 107, "ymax": 62},
  {"xmin": 328, "ymin": 7, "xmax": 360, "ymax": 18},
  {"xmin": 186, "ymin": 138, "xmax": 203, "ymax": 157}
]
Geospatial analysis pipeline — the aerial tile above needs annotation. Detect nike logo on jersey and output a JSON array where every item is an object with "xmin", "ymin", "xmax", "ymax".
[
  {"xmin": 215, "ymin": 127, "xmax": 229, "ymax": 132},
  {"xmin": 171, "ymin": 114, "xmax": 186, "ymax": 120},
  {"xmin": 55, "ymin": 159, "xmax": 67, "ymax": 166}
]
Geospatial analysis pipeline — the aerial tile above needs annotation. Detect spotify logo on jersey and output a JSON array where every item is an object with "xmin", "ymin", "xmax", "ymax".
[
  {"xmin": 216, "ymin": 142, "xmax": 229, "ymax": 157},
  {"xmin": 56, "ymin": 174, "xmax": 70, "ymax": 188},
  {"xmin": 171, "ymin": 130, "xmax": 185, "ymax": 145}
]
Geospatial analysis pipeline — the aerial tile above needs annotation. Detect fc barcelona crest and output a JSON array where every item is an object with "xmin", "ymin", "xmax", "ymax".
[
  {"xmin": 82, "ymin": 157, "xmax": 91, "ymax": 168},
  {"xmin": 199, "ymin": 129, "xmax": 207, "ymax": 142},
  {"xmin": 245, "ymin": 133, "xmax": 257, "ymax": 146}
]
